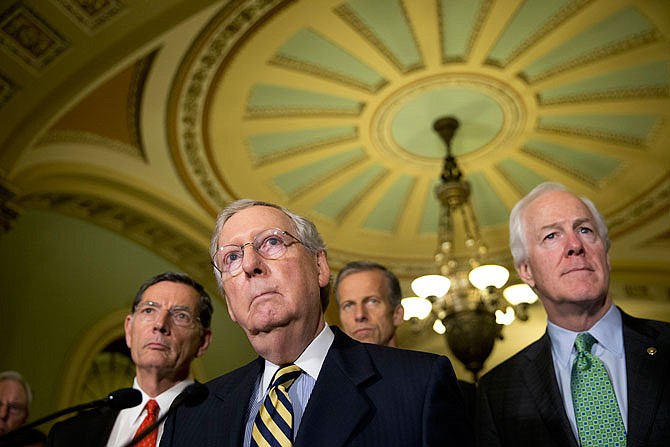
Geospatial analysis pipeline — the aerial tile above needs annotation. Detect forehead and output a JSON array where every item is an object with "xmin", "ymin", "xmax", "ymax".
[
  {"xmin": 525, "ymin": 191, "xmax": 592, "ymax": 227},
  {"xmin": 140, "ymin": 281, "xmax": 199, "ymax": 308},
  {"xmin": 339, "ymin": 270, "xmax": 389, "ymax": 297},
  {"xmin": 0, "ymin": 379, "xmax": 27, "ymax": 402},
  {"xmin": 219, "ymin": 205, "xmax": 293, "ymax": 243}
]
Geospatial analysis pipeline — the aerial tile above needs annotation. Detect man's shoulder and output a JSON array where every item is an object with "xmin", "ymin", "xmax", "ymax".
[{"xmin": 479, "ymin": 335, "xmax": 548, "ymax": 386}]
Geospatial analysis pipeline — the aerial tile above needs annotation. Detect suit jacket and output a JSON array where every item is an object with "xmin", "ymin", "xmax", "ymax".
[
  {"xmin": 46, "ymin": 406, "xmax": 119, "ymax": 447},
  {"xmin": 161, "ymin": 326, "xmax": 473, "ymax": 447},
  {"xmin": 476, "ymin": 310, "xmax": 670, "ymax": 447}
]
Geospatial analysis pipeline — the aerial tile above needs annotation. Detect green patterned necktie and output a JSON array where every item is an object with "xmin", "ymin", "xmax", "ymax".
[
  {"xmin": 571, "ymin": 332, "xmax": 626, "ymax": 446},
  {"xmin": 251, "ymin": 364, "xmax": 302, "ymax": 447}
]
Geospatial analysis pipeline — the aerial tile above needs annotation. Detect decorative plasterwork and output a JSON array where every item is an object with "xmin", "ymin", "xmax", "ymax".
[
  {"xmin": 53, "ymin": 0, "xmax": 126, "ymax": 33},
  {"xmin": 0, "ymin": 72, "xmax": 16, "ymax": 109},
  {"xmin": 0, "ymin": 3, "xmax": 69, "ymax": 72}
]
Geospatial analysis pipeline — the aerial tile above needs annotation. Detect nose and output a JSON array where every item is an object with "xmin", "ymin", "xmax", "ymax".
[
  {"xmin": 354, "ymin": 304, "xmax": 368, "ymax": 322},
  {"xmin": 565, "ymin": 232, "xmax": 585, "ymax": 256},
  {"xmin": 153, "ymin": 309, "xmax": 172, "ymax": 334},
  {"xmin": 241, "ymin": 243, "xmax": 264, "ymax": 276}
]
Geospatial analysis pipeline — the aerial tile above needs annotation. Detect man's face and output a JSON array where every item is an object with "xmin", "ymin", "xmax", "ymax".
[
  {"xmin": 337, "ymin": 270, "xmax": 404, "ymax": 347},
  {"xmin": 0, "ymin": 379, "xmax": 28, "ymax": 435},
  {"xmin": 518, "ymin": 191, "xmax": 610, "ymax": 316},
  {"xmin": 125, "ymin": 281, "xmax": 211, "ymax": 380},
  {"xmin": 217, "ymin": 206, "xmax": 330, "ymax": 339}
]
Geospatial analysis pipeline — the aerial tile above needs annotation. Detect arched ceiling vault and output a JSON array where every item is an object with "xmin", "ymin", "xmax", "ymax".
[{"xmin": 1, "ymin": 0, "xmax": 669, "ymax": 284}]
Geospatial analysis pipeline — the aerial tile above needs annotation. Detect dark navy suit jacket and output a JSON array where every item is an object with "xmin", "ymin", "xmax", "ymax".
[
  {"xmin": 161, "ymin": 326, "xmax": 473, "ymax": 447},
  {"xmin": 476, "ymin": 310, "xmax": 670, "ymax": 447},
  {"xmin": 46, "ymin": 406, "xmax": 119, "ymax": 447}
]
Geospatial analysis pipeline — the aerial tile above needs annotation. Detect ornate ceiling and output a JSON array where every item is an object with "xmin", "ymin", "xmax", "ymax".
[
  {"xmin": 0, "ymin": 0, "xmax": 669, "ymax": 392},
  {"xmin": 1, "ymin": 0, "xmax": 668, "ymax": 281}
]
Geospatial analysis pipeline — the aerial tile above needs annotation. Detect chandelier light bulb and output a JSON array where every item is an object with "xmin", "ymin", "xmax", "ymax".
[
  {"xmin": 401, "ymin": 297, "xmax": 433, "ymax": 320},
  {"xmin": 495, "ymin": 306, "xmax": 515, "ymax": 325},
  {"xmin": 468, "ymin": 264, "xmax": 510, "ymax": 290},
  {"xmin": 432, "ymin": 319, "xmax": 446, "ymax": 334},
  {"xmin": 411, "ymin": 274, "xmax": 451, "ymax": 298}
]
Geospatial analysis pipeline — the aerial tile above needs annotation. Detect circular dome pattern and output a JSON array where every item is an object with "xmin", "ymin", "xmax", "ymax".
[{"xmin": 171, "ymin": 0, "xmax": 670, "ymax": 274}]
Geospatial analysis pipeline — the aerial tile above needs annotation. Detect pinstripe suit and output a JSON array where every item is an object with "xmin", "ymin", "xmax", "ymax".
[
  {"xmin": 161, "ymin": 326, "xmax": 473, "ymax": 447},
  {"xmin": 476, "ymin": 310, "xmax": 670, "ymax": 447}
]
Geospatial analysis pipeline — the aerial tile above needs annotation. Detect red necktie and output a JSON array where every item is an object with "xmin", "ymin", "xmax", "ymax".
[{"xmin": 133, "ymin": 399, "xmax": 160, "ymax": 447}]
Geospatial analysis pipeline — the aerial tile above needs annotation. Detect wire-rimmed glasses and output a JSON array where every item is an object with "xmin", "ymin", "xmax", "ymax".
[
  {"xmin": 134, "ymin": 301, "xmax": 200, "ymax": 328},
  {"xmin": 212, "ymin": 227, "xmax": 302, "ymax": 276}
]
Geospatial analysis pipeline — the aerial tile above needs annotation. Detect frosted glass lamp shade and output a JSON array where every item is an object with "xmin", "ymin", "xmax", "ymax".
[
  {"xmin": 411, "ymin": 275, "xmax": 451, "ymax": 298},
  {"xmin": 468, "ymin": 264, "xmax": 510, "ymax": 290}
]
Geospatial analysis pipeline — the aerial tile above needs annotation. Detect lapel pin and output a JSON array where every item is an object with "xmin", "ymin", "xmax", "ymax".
[{"xmin": 646, "ymin": 347, "xmax": 657, "ymax": 356}]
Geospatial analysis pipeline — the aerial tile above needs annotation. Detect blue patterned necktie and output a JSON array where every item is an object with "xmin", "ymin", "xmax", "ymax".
[
  {"xmin": 251, "ymin": 364, "xmax": 302, "ymax": 447},
  {"xmin": 571, "ymin": 332, "xmax": 626, "ymax": 446}
]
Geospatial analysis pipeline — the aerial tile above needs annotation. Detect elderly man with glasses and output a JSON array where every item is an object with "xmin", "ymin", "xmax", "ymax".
[
  {"xmin": 47, "ymin": 272, "xmax": 213, "ymax": 447},
  {"xmin": 0, "ymin": 370, "xmax": 46, "ymax": 446},
  {"xmin": 161, "ymin": 199, "xmax": 473, "ymax": 447}
]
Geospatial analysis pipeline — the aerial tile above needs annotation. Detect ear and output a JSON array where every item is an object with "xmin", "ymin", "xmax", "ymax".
[
  {"xmin": 196, "ymin": 329, "xmax": 212, "ymax": 357},
  {"xmin": 392, "ymin": 304, "xmax": 404, "ymax": 327},
  {"xmin": 124, "ymin": 314, "xmax": 133, "ymax": 349},
  {"xmin": 316, "ymin": 251, "xmax": 330, "ymax": 289},
  {"xmin": 517, "ymin": 261, "xmax": 535, "ymax": 288}
]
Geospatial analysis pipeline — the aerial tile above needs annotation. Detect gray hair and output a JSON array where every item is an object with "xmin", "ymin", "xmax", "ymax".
[
  {"xmin": 334, "ymin": 261, "xmax": 402, "ymax": 308},
  {"xmin": 0, "ymin": 370, "xmax": 32, "ymax": 406},
  {"xmin": 509, "ymin": 182, "xmax": 610, "ymax": 269},
  {"xmin": 209, "ymin": 199, "xmax": 331, "ymax": 310}
]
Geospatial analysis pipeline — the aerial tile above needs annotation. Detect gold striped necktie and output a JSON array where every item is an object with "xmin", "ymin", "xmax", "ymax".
[{"xmin": 251, "ymin": 364, "xmax": 302, "ymax": 447}]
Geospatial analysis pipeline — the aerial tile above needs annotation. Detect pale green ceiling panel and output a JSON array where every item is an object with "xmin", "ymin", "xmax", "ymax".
[
  {"xmin": 497, "ymin": 159, "xmax": 549, "ymax": 194},
  {"xmin": 248, "ymin": 126, "xmax": 358, "ymax": 161},
  {"xmin": 522, "ymin": 7, "xmax": 656, "ymax": 81},
  {"xmin": 538, "ymin": 61, "xmax": 670, "ymax": 103},
  {"xmin": 363, "ymin": 175, "xmax": 415, "ymax": 231},
  {"xmin": 524, "ymin": 139, "xmax": 622, "ymax": 182},
  {"xmin": 313, "ymin": 164, "xmax": 387, "ymax": 220},
  {"xmin": 274, "ymin": 28, "xmax": 386, "ymax": 91},
  {"xmin": 273, "ymin": 147, "xmax": 366, "ymax": 196},
  {"xmin": 488, "ymin": 0, "xmax": 572, "ymax": 66},
  {"xmin": 439, "ymin": 0, "xmax": 484, "ymax": 60},
  {"xmin": 247, "ymin": 84, "xmax": 362, "ymax": 114},
  {"xmin": 538, "ymin": 114, "xmax": 659, "ymax": 142},
  {"xmin": 469, "ymin": 173, "xmax": 508, "ymax": 226},
  {"xmin": 337, "ymin": 0, "xmax": 422, "ymax": 71}
]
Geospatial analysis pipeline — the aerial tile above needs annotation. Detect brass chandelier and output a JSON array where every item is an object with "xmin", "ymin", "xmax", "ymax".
[{"xmin": 401, "ymin": 116, "xmax": 537, "ymax": 381}]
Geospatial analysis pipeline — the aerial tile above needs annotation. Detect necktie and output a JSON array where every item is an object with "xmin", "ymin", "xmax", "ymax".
[
  {"xmin": 251, "ymin": 364, "xmax": 302, "ymax": 447},
  {"xmin": 571, "ymin": 332, "xmax": 626, "ymax": 446},
  {"xmin": 133, "ymin": 399, "xmax": 160, "ymax": 447}
]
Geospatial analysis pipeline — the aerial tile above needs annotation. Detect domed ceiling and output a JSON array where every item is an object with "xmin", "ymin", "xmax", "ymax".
[{"xmin": 1, "ymin": 0, "xmax": 669, "ymax": 280}]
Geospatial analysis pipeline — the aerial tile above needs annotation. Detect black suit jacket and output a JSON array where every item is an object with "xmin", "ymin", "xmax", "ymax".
[
  {"xmin": 161, "ymin": 326, "xmax": 473, "ymax": 446},
  {"xmin": 476, "ymin": 310, "xmax": 670, "ymax": 447},
  {"xmin": 46, "ymin": 406, "xmax": 119, "ymax": 447}
]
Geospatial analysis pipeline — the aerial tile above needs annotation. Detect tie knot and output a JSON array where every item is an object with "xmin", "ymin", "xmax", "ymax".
[
  {"xmin": 575, "ymin": 332, "xmax": 597, "ymax": 354},
  {"xmin": 145, "ymin": 399, "xmax": 159, "ymax": 417},
  {"xmin": 272, "ymin": 364, "xmax": 302, "ymax": 391}
]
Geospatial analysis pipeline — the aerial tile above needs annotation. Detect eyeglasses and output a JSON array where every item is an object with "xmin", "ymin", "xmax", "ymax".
[
  {"xmin": 134, "ymin": 301, "xmax": 200, "ymax": 328},
  {"xmin": 212, "ymin": 227, "xmax": 302, "ymax": 276},
  {"xmin": 0, "ymin": 401, "xmax": 27, "ymax": 417}
]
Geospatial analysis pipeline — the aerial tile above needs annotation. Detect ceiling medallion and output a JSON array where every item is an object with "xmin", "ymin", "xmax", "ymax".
[{"xmin": 371, "ymin": 73, "xmax": 528, "ymax": 168}]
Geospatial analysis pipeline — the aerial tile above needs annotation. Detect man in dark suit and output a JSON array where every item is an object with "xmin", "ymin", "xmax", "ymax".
[
  {"xmin": 161, "ymin": 199, "xmax": 472, "ymax": 447},
  {"xmin": 47, "ymin": 272, "xmax": 213, "ymax": 447},
  {"xmin": 476, "ymin": 182, "xmax": 670, "ymax": 447}
]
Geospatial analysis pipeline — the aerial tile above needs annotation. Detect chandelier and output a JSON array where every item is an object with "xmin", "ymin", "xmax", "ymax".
[{"xmin": 401, "ymin": 116, "xmax": 538, "ymax": 381}]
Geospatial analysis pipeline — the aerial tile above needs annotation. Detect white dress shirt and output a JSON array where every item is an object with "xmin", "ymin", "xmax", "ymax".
[
  {"xmin": 547, "ymin": 304, "xmax": 628, "ymax": 438},
  {"xmin": 243, "ymin": 323, "xmax": 334, "ymax": 446},
  {"xmin": 105, "ymin": 377, "xmax": 194, "ymax": 447}
]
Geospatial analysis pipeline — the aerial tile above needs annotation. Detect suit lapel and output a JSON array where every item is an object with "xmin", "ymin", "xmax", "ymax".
[
  {"xmin": 522, "ymin": 333, "xmax": 579, "ymax": 447},
  {"xmin": 621, "ymin": 311, "xmax": 668, "ymax": 446},
  {"xmin": 295, "ymin": 327, "xmax": 376, "ymax": 447},
  {"xmin": 212, "ymin": 358, "xmax": 263, "ymax": 447}
]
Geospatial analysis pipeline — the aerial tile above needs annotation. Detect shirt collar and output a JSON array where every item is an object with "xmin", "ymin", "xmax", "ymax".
[
  {"xmin": 259, "ymin": 323, "xmax": 333, "ymax": 395},
  {"xmin": 132, "ymin": 377, "xmax": 194, "ymax": 420},
  {"xmin": 547, "ymin": 303, "xmax": 623, "ymax": 367}
]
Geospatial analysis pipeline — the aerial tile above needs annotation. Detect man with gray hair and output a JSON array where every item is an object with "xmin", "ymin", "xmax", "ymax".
[
  {"xmin": 162, "ymin": 199, "xmax": 473, "ymax": 447},
  {"xmin": 476, "ymin": 181, "xmax": 670, "ymax": 447},
  {"xmin": 334, "ymin": 260, "xmax": 404, "ymax": 347},
  {"xmin": 0, "ymin": 370, "xmax": 45, "ymax": 446}
]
